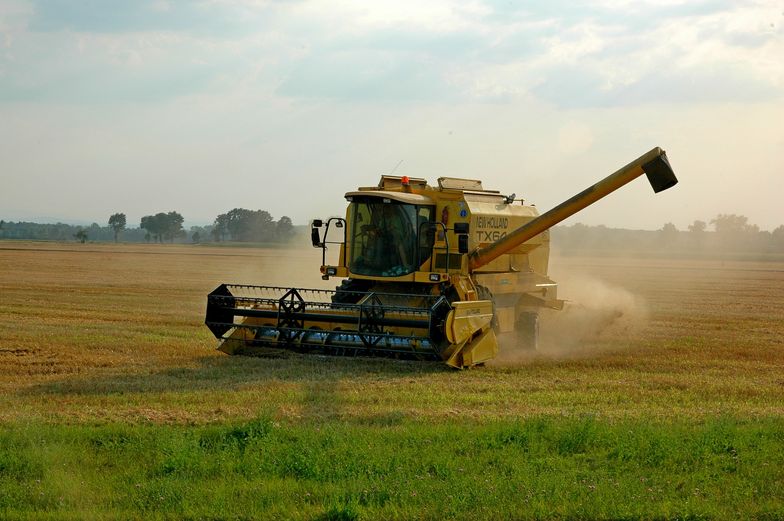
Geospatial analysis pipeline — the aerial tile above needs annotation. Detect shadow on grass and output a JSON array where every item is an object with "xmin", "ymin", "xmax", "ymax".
[{"xmin": 22, "ymin": 352, "xmax": 450, "ymax": 398}]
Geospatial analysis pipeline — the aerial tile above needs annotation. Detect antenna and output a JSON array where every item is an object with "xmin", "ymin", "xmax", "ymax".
[{"xmin": 389, "ymin": 159, "xmax": 404, "ymax": 175}]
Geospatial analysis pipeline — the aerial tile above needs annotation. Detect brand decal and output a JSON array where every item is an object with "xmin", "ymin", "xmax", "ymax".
[
  {"xmin": 475, "ymin": 216, "xmax": 508, "ymax": 229},
  {"xmin": 474, "ymin": 215, "xmax": 509, "ymax": 242}
]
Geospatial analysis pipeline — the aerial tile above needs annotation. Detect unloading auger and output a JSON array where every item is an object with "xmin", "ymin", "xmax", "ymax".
[{"xmin": 206, "ymin": 147, "xmax": 677, "ymax": 367}]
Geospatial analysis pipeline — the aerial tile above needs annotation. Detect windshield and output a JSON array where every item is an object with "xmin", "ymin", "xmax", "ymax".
[{"xmin": 349, "ymin": 200, "xmax": 432, "ymax": 277}]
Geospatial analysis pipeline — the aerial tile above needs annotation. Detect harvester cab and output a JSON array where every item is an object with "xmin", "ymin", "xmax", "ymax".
[{"xmin": 206, "ymin": 147, "xmax": 677, "ymax": 368}]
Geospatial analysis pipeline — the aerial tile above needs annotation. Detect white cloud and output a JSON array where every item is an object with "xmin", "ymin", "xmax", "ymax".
[
  {"xmin": 291, "ymin": 0, "xmax": 485, "ymax": 34},
  {"xmin": 4, "ymin": 0, "xmax": 781, "ymax": 106}
]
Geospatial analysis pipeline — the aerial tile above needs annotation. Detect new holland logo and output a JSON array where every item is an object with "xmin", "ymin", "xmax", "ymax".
[{"xmin": 474, "ymin": 215, "xmax": 509, "ymax": 242}]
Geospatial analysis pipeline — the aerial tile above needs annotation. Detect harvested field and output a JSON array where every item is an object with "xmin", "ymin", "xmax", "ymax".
[
  {"xmin": 1, "ymin": 241, "xmax": 783, "ymax": 519},
  {"xmin": 1, "ymin": 242, "xmax": 782, "ymax": 424}
]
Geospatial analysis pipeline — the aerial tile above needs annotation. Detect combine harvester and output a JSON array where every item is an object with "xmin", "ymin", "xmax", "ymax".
[{"xmin": 206, "ymin": 147, "xmax": 677, "ymax": 368}]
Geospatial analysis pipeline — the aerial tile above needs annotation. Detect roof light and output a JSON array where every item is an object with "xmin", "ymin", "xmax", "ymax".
[{"xmin": 401, "ymin": 176, "xmax": 410, "ymax": 186}]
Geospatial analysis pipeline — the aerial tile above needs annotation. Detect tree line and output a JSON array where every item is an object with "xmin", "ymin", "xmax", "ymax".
[
  {"xmin": 2, "ymin": 212, "xmax": 782, "ymax": 256},
  {"xmin": 0, "ymin": 208, "xmax": 298, "ymax": 244},
  {"xmin": 552, "ymin": 214, "xmax": 784, "ymax": 255},
  {"xmin": 210, "ymin": 209, "xmax": 293, "ymax": 243}
]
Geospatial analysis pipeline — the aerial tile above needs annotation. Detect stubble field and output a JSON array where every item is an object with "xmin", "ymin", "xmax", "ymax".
[{"xmin": 1, "ymin": 241, "xmax": 783, "ymax": 519}]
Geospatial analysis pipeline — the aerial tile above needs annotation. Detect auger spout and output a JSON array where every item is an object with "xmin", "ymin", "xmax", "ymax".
[{"xmin": 467, "ymin": 147, "xmax": 677, "ymax": 272}]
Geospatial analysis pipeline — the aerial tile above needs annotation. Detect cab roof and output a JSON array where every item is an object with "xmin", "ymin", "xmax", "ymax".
[{"xmin": 345, "ymin": 190, "xmax": 435, "ymax": 205}]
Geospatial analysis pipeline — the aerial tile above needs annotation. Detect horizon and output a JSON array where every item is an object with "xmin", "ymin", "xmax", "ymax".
[{"xmin": 1, "ymin": 213, "xmax": 776, "ymax": 234}]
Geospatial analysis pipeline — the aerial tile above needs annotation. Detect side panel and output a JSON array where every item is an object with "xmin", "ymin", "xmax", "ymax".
[
  {"xmin": 464, "ymin": 199, "xmax": 540, "ymax": 249},
  {"xmin": 464, "ymin": 198, "xmax": 551, "ymax": 275},
  {"xmin": 474, "ymin": 271, "xmax": 563, "ymax": 332}
]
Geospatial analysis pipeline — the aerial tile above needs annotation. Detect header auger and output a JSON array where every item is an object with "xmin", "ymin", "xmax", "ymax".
[{"xmin": 206, "ymin": 147, "xmax": 677, "ymax": 368}]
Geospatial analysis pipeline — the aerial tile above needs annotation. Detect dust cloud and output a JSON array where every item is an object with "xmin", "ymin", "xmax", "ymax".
[
  {"xmin": 492, "ymin": 274, "xmax": 650, "ymax": 366},
  {"xmin": 207, "ymin": 244, "xmax": 337, "ymax": 291},
  {"xmin": 211, "ymin": 245, "xmax": 651, "ymax": 366}
]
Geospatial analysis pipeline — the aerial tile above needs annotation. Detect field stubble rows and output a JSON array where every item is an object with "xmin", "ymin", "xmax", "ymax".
[{"xmin": 0, "ymin": 241, "xmax": 782, "ymax": 425}]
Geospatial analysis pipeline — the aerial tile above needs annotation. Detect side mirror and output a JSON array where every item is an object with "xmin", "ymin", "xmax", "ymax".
[
  {"xmin": 311, "ymin": 227, "xmax": 322, "ymax": 248},
  {"xmin": 312, "ymin": 219, "xmax": 323, "ymax": 228}
]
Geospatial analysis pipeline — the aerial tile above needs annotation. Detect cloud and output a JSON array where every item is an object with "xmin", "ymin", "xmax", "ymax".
[
  {"xmin": 277, "ymin": 50, "xmax": 458, "ymax": 102},
  {"xmin": 272, "ymin": 0, "xmax": 784, "ymax": 105},
  {"xmin": 1, "ymin": 0, "xmax": 782, "ymax": 107},
  {"xmin": 274, "ymin": 27, "xmax": 497, "ymax": 102},
  {"xmin": 0, "ymin": 30, "xmax": 255, "ymax": 103},
  {"xmin": 522, "ymin": 1, "xmax": 784, "ymax": 108},
  {"xmin": 532, "ymin": 63, "xmax": 781, "ymax": 108},
  {"xmin": 27, "ymin": 0, "xmax": 269, "ymax": 36}
]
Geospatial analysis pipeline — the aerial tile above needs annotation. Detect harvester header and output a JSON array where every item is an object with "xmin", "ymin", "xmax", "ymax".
[{"xmin": 206, "ymin": 147, "xmax": 677, "ymax": 367}]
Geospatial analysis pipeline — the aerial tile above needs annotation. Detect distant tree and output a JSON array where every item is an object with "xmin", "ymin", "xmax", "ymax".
[
  {"xmin": 108, "ymin": 213, "xmax": 127, "ymax": 242},
  {"xmin": 141, "ymin": 214, "xmax": 163, "ymax": 242},
  {"xmin": 225, "ymin": 208, "xmax": 257, "ymax": 241},
  {"xmin": 276, "ymin": 216, "xmax": 294, "ymax": 241},
  {"xmin": 74, "ymin": 229, "xmax": 88, "ymax": 243},
  {"xmin": 192, "ymin": 231, "xmax": 201, "ymax": 243},
  {"xmin": 686, "ymin": 219, "xmax": 707, "ymax": 246},
  {"xmin": 661, "ymin": 222, "xmax": 677, "ymax": 233},
  {"xmin": 140, "ymin": 211, "xmax": 184, "ymax": 243},
  {"xmin": 772, "ymin": 225, "xmax": 784, "ymax": 249},
  {"xmin": 225, "ymin": 208, "xmax": 246, "ymax": 240},
  {"xmin": 709, "ymin": 214, "xmax": 762, "ymax": 250},
  {"xmin": 659, "ymin": 222, "xmax": 679, "ymax": 246},
  {"xmin": 144, "ymin": 231, "xmax": 151, "ymax": 243},
  {"xmin": 710, "ymin": 214, "xmax": 758, "ymax": 234},
  {"xmin": 688, "ymin": 220, "xmax": 706, "ymax": 233},
  {"xmin": 221, "ymin": 208, "xmax": 275, "ymax": 242},
  {"xmin": 212, "ymin": 213, "xmax": 229, "ymax": 242},
  {"xmin": 163, "ymin": 211, "xmax": 184, "ymax": 242},
  {"xmin": 254, "ymin": 210, "xmax": 275, "ymax": 241}
]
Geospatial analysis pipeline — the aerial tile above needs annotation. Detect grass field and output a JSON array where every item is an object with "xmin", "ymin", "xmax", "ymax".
[{"xmin": 1, "ymin": 241, "xmax": 783, "ymax": 519}]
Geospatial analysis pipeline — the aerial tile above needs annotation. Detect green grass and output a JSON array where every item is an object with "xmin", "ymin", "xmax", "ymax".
[{"xmin": 2, "ymin": 416, "xmax": 783, "ymax": 520}]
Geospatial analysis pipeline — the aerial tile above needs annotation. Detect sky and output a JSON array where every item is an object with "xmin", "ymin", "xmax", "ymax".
[{"xmin": 1, "ymin": 0, "xmax": 782, "ymax": 231}]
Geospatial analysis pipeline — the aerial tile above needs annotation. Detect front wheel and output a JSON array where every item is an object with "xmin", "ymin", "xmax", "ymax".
[{"xmin": 332, "ymin": 278, "xmax": 372, "ymax": 304}]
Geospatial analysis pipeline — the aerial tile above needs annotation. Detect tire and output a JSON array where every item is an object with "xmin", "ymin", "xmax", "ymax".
[
  {"xmin": 331, "ymin": 278, "xmax": 372, "ymax": 304},
  {"xmin": 515, "ymin": 311, "xmax": 539, "ymax": 350},
  {"xmin": 476, "ymin": 285, "xmax": 499, "ymax": 333}
]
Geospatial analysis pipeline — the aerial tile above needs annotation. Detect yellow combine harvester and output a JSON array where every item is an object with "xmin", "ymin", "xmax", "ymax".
[{"xmin": 206, "ymin": 147, "xmax": 677, "ymax": 368}]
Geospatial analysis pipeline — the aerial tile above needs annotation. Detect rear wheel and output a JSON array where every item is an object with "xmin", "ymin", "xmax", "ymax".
[
  {"xmin": 515, "ymin": 311, "xmax": 539, "ymax": 350},
  {"xmin": 476, "ymin": 285, "xmax": 499, "ymax": 333}
]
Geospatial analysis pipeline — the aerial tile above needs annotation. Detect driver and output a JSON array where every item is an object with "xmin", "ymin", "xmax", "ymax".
[{"xmin": 364, "ymin": 204, "xmax": 413, "ymax": 270}]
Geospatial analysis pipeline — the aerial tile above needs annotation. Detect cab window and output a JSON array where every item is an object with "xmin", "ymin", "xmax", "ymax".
[{"xmin": 349, "ymin": 199, "xmax": 433, "ymax": 277}]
